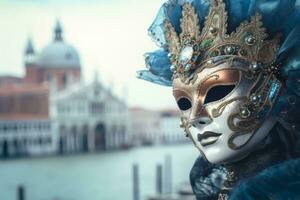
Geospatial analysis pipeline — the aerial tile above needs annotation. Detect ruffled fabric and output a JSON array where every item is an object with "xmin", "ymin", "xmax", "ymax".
[
  {"xmin": 137, "ymin": 50, "xmax": 173, "ymax": 87},
  {"xmin": 137, "ymin": 49, "xmax": 173, "ymax": 86}
]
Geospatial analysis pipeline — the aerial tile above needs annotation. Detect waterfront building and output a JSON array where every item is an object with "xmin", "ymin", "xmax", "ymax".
[
  {"xmin": 130, "ymin": 108, "xmax": 161, "ymax": 145},
  {"xmin": 0, "ymin": 20, "xmax": 129, "ymax": 158},
  {"xmin": 53, "ymin": 78, "xmax": 130, "ymax": 154},
  {"xmin": 0, "ymin": 84, "xmax": 55, "ymax": 157},
  {"xmin": 159, "ymin": 110, "xmax": 189, "ymax": 144},
  {"xmin": 130, "ymin": 108, "xmax": 188, "ymax": 145}
]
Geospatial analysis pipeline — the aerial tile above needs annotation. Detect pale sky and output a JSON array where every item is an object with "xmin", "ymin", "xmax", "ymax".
[{"xmin": 0, "ymin": 0, "xmax": 177, "ymax": 110}]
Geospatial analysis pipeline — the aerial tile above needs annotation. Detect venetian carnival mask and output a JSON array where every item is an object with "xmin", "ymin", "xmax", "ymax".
[
  {"xmin": 136, "ymin": 0, "xmax": 293, "ymax": 164},
  {"xmin": 165, "ymin": 1, "xmax": 282, "ymax": 164}
]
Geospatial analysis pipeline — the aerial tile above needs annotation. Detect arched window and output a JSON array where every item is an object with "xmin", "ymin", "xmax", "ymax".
[{"xmin": 94, "ymin": 123, "xmax": 106, "ymax": 151}]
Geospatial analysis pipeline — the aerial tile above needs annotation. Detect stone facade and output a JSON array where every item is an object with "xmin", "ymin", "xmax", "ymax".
[{"xmin": 52, "ymin": 80, "xmax": 130, "ymax": 154}]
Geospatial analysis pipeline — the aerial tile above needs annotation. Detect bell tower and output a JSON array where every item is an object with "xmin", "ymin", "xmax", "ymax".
[
  {"xmin": 24, "ymin": 37, "xmax": 39, "ymax": 84},
  {"xmin": 24, "ymin": 37, "xmax": 35, "ymax": 67}
]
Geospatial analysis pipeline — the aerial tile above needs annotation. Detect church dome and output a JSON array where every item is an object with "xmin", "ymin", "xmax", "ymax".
[
  {"xmin": 38, "ymin": 20, "xmax": 81, "ymax": 69},
  {"xmin": 39, "ymin": 42, "xmax": 80, "ymax": 68}
]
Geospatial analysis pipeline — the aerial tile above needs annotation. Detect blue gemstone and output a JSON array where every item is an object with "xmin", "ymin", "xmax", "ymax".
[{"xmin": 268, "ymin": 81, "xmax": 281, "ymax": 101}]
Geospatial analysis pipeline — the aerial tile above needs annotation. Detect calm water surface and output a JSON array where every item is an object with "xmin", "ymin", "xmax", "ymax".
[{"xmin": 0, "ymin": 144, "xmax": 199, "ymax": 200}]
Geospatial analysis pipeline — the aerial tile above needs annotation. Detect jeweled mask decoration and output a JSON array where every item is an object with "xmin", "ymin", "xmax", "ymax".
[{"xmin": 137, "ymin": 0, "xmax": 300, "ymax": 164}]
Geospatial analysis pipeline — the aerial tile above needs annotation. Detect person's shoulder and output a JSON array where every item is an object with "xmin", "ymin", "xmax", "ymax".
[{"xmin": 230, "ymin": 158, "xmax": 300, "ymax": 200}]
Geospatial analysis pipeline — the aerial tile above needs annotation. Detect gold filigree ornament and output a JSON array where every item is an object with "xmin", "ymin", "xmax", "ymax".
[
  {"xmin": 227, "ymin": 75, "xmax": 282, "ymax": 150},
  {"xmin": 180, "ymin": 117, "xmax": 192, "ymax": 138},
  {"xmin": 164, "ymin": 0, "xmax": 280, "ymax": 84}
]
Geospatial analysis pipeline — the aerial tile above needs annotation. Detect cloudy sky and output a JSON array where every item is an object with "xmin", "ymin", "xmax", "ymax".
[{"xmin": 0, "ymin": 0, "xmax": 177, "ymax": 110}]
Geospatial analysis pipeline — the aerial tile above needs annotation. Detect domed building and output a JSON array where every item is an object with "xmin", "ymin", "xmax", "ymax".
[
  {"xmin": 0, "ymin": 20, "xmax": 130, "ymax": 158},
  {"xmin": 25, "ymin": 21, "xmax": 81, "ymax": 90}
]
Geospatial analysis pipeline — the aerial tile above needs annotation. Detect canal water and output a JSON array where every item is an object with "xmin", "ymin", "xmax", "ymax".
[{"xmin": 0, "ymin": 144, "xmax": 199, "ymax": 200}]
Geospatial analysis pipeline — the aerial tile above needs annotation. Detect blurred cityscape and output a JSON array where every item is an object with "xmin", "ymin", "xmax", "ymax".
[
  {"xmin": 0, "ymin": 21, "xmax": 189, "ymax": 159},
  {"xmin": 0, "ymin": 17, "xmax": 198, "ymax": 200}
]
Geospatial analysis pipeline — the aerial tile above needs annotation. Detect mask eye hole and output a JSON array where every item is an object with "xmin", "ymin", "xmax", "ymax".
[
  {"xmin": 204, "ymin": 85, "xmax": 236, "ymax": 105},
  {"xmin": 177, "ymin": 97, "xmax": 192, "ymax": 111}
]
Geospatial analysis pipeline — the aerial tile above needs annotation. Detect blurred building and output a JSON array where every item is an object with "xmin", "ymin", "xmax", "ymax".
[
  {"xmin": 159, "ymin": 110, "xmax": 189, "ymax": 144},
  {"xmin": 130, "ymin": 108, "xmax": 160, "ymax": 145},
  {"xmin": 130, "ymin": 108, "xmax": 189, "ymax": 145},
  {"xmin": 0, "ymin": 84, "xmax": 54, "ymax": 157},
  {"xmin": 0, "ymin": 21, "xmax": 129, "ymax": 158},
  {"xmin": 53, "ymin": 78, "xmax": 129, "ymax": 154}
]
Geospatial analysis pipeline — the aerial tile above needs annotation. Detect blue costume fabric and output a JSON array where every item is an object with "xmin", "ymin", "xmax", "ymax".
[
  {"xmin": 190, "ymin": 157, "xmax": 300, "ymax": 200},
  {"xmin": 190, "ymin": 156, "xmax": 226, "ymax": 200},
  {"xmin": 230, "ymin": 158, "xmax": 300, "ymax": 200},
  {"xmin": 138, "ymin": 0, "xmax": 300, "ymax": 199},
  {"xmin": 190, "ymin": 122, "xmax": 300, "ymax": 200}
]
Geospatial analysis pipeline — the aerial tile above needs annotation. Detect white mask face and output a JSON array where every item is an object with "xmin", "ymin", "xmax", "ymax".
[{"xmin": 173, "ymin": 58, "xmax": 281, "ymax": 164}]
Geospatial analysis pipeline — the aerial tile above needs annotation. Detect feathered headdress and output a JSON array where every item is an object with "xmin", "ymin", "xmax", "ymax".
[{"xmin": 137, "ymin": 0, "xmax": 300, "ymax": 131}]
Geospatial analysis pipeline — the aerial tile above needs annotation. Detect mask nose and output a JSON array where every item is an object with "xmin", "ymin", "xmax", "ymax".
[
  {"xmin": 189, "ymin": 106, "xmax": 212, "ymax": 128},
  {"xmin": 189, "ymin": 98, "xmax": 212, "ymax": 128}
]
